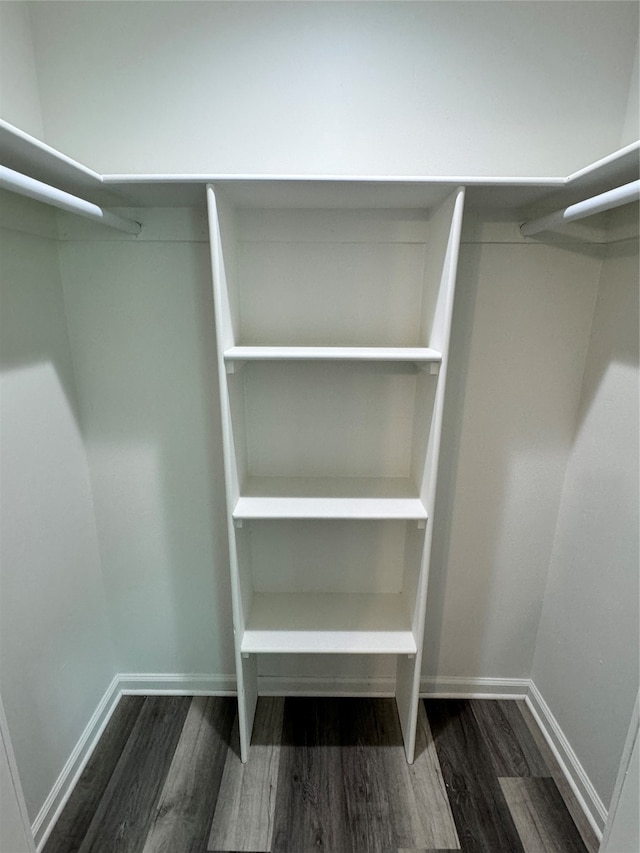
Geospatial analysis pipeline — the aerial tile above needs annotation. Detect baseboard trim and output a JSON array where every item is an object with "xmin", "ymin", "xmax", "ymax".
[
  {"xmin": 31, "ymin": 673, "xmax": 235, "ymax": 850},
  {"xmin": 258, "ymin": 675, "xmax": 396, "ymax": 696},
  {"xmin": 118, "ymin": 672, "xmax": 236, "ymax": 695},
  {"xmin": 420, "ymin": 675, "xmax": 530, "ymax": 698},
  {"xmin": 32, "ymin": 675, "xmax": 121, "ymax": 851},
  {"xmin": 31, "ymin": 672, "xmax": 606, "ymax": 850},
  {"xmin": 258, "ymin": 674, "xmax": 531, "ymax": 698},
  {"xmin": 526, "ymin": 680, "xmax": 606, "ymax": 839}
]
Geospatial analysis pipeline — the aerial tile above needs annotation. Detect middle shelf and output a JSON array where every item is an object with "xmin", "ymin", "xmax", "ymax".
[
  {"xmin": 225, "ymin": 360, "xmax": 438, "ymax": 514},
  {"xmin": 233, "ymin": 476, "xmax": 427, "ymax": 519},
  {"xmin": 224, "ymin": 345, "xmax": 442, "ymax": 366}
]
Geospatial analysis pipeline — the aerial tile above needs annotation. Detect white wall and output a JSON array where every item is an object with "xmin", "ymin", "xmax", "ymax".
[
  {"xmin": 621, "ymin": 36, "xmax": 639, "ymax": 146},
  {"xmin": 0, "ymin": 1, "xmax": 43, "ymax": 138},
  {"xmin": 1, "ymin": 697, "xmax": 35, "ymax": 853},
  {"xmin": 602, "ymin": 696, "xmax": 639, "ymax": 853},
  {"xmin": 26, "ymin": 1, "xmax": 638, "ymax": 177},
  {"xmin": 57, "ymin": 216, "xmax": 234, "ymax": 676},
  {"xmin": 424, "ymin": 235, "xmax": 601, "ymax": 679},
  {"xmin": 531, "ymin": 240, "xmax": 639, "ymax": 809},
  {"xmin": 51, "ymin": 212, "xmax": 605, "ymax": 694},
  {"xmin": 0, "ymin": 193, "xmax": 116, "ymax": 821}
]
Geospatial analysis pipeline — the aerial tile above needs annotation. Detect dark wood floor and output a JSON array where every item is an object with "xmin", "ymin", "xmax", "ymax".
[{"xmin": 43, "ymin": 695, "xmax": 598, "ymax": 853}]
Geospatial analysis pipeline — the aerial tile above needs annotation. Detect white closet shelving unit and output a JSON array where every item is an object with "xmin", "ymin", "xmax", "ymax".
[
  {"xmin": 1, "ymin": 119, "xmax": 636, "ymax": 768},
  {"xmin": 206, "ymin": 181, "xmax": 465, "ymax": 762}
]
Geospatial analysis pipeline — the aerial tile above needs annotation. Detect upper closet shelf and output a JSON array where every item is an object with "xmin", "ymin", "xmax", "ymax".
[
  {"xmin": 3, "ymin": 119, "xmax": 636, "ymax": 212},
  {"xmin": 224, "ymin": 346, "xmax": 442, "ymax": 366}
]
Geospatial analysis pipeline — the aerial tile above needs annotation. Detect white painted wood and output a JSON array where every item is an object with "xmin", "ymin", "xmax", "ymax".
[
  {"xmin": 396, "ymin": 187, "xmax": 466, "ymax": 762},
  {"xmin": 420, "ymin": 676, "xmax": 530, "ymax": 698},
  {"xmin": 526, "ymin": 681, "xmax": 606, "ymax": 838},
  {"xmin": 0, "ymin": 119, "xmax": 107, "ymax": 200},
  {"xmin": 30, "ymin": 677, "xmax": 122, "ymax": 850},
  {"xmin": 210, "ymin": 181, "xmax": 464, "ymax": 762},
  {"xmin": 224, "ymin": 345, "xmax": 442, "ymax": 364},
  {"xmin": 241, "ymin": 592, "xmax": 417, "ymax": 655},
  {"xmin": 0, "ymin": 165, "xmax": 142, "ymax": 234},
  {"xmin": 117, "ymin": 674, "xmax": 236, "ymax": 695},
  {"xmin": 234, "ymin": 476, "xmax": 427, "ymax": 519},
  {"xmin": 521, "ymin": 179, "xmax": 640, "ymax": 236},
  {"xmin": 234, "ymin": 496, "xmax": 427, "ymax": 521},
  {"xmin": 256, "ymin": 674, "xmax": 532, "ymax": 697},
  {"xmin": 566, "ymin": 140, "xmax": 640, "ymax": 184},
  {"xmin": 97, "ymin": 140, "xmax": 638, "ymax": 211},
  {"xmin": 103, "ymin": 175, "xmax": 564, "ymax": 209},
  {"xmin": 207, "ymin": 185, "xmax": 256, "ymax": 763},
  {"xmin": 237, "ymin": 655, "xmax": 258, "ymax": 764}
]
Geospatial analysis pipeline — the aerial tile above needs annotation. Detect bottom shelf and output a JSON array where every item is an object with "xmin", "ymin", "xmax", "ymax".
[{"xmin": 240, "ymin": 592, "xmax": 417, "ymax": 655}]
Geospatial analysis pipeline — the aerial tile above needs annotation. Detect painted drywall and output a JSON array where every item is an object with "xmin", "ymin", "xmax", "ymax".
[
  {"xmin": 0, "ymin": 193, "xmax": 116, "ymax": 820},
  {"xmin": 1, "ymin": 698, "xmax": 35, "ymax": 853},
  {"xmin": 601, "ymin": 700, "xmax": 639, "ymax": 853},
  {"xmin": 0, "ymin": 1, "xmax": 43, "ymax": 138},
  {"xmin": 423, "ymin": 237, "xmax": 601, "ymax": 679},
  {"xmin": 54, "ymin": 212, "xmax": 604, "ymax": 692},
  {"xmin": 621, "ymin": 36, "xmax": 639, "ymax": 146},
  {"xmin": 531, "ymin": 240, "xmax": 639, "ymax": 808},
  {"xmin": 57, "ymin": 223, "xmax": 234, "ymax": 675},
  {"xmin": 25, "ymin": 1, "xmax": 638, "ymax": 177}
]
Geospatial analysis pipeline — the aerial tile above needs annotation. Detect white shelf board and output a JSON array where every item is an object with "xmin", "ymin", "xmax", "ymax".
[
  {"xmin": 512, "ymin": 141, "xmax": 640, "ymax": 221},
  {"xmin": 0, "ymin": 120, "xmax": 128, "ymax": 207},
  {"xmin": 224, "ymin": 345, "xmax": 442, "ymax": 364},
  {"xmin": 241, "ymin": 592, "xmax": 417, "ymax": 655},
  {"xmin": 104, "ymin": 174, "xmax": 565, "ymax": 209},
  {"xmin": 234, "ymin": 477, "xmax": 427, "ymax": 520}
]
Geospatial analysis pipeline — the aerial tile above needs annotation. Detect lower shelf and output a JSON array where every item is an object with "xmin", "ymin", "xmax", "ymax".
[{"xmin": 240, "ymin": 591, "xmax": 417, "ymax": 655}]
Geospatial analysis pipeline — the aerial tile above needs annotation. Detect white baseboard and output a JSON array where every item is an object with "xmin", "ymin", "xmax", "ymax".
[
  {"xmin": 420, "ymin": 675, "xmax": 530, "ymax": 698},
  {"xmin": 118, "ymin": 672, "xmax": 236, "ymax": 695},
  {"xmin": 31, "ymin": 673, "xmax": 235, "ymax": 850},
  {"xmin": 257, "ymin": 674, "xmax": 530, "ymax": 698},
  {"xmin": 526, "ymin": 680, "xmax": 606, "ymax": 840},
  {"xmin": 31, "ymin": 672, "xmax": 605, "ymax": 850},
  {"xmin": 32, "ymin": 675, "xmax": 121, "ymax": 851},
  {"xmin": 258, "ymin": 675, "xmax": 396, "ymax": 696}
]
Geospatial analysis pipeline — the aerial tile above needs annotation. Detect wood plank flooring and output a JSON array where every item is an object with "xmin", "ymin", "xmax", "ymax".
[{"xmin": 43, "ymin": 696, "xmax": 597, "ymax": 853}]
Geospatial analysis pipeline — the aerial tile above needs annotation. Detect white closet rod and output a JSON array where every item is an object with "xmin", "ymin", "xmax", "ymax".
[
  {"xmin": 0, "ymin": 165, "xmax": 142, "ymax": 235},
  {"xmin": 521, "ymin": 179, "xmax": 640, "ymax": 237}
]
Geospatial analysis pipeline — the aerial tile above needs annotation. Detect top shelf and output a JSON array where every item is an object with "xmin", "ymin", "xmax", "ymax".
[
  {"xmin": 223, "ymin": 346, "xmax": 442, "ymax": 365},
  {"xmin": 2, "ymin": 120, "xmax": 636, "ymax": 212}
]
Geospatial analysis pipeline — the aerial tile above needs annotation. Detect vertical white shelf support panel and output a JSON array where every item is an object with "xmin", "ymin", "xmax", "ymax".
[
  {"xmin": 396, "ymin": 187, "xmax": 466, "ymax": 761},
  {"xmin": 207, "ymin": 182, "xmax": 465, "ymax": 763},
  {"xmin": 207, "ymin": 185, "xmax": 257, "ymax": 761}
]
